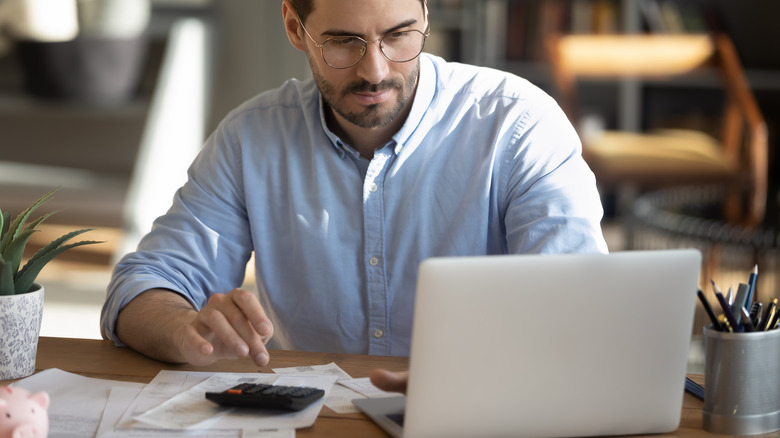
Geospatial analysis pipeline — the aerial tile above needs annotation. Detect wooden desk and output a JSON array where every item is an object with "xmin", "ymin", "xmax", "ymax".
[{"xmin": 0, "ymin": 337, "xmax": 739, "ymax": 437}]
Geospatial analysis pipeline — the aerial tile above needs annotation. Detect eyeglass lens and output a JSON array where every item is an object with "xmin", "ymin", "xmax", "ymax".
[{"xmin": 322, "ymin": 31, "xmax": 427, "ymax": 68}]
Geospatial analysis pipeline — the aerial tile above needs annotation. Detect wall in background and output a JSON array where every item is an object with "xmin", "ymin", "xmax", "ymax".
[{"xmin": 207, "ymin": 1, "xmax": 310, "ymax": 132}]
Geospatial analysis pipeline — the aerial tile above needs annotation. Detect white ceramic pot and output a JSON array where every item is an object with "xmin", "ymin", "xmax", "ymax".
[{"xmin": 0, "ymin": 284, "xmax": 44, "ymax": 380}]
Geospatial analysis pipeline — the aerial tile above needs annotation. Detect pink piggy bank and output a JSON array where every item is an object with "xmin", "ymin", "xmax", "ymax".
[{"xmin": 0, "ymin": 386, "xmax": 49, "ymax": 438}]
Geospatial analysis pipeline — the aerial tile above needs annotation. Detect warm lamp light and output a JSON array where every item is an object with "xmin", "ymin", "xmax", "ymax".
[{"xmin": 558, "ymin": 35, "xmax": 714, "ymax": 77}]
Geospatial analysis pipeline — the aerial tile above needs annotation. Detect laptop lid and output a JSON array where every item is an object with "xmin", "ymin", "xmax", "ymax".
[{"xmin": 357, "ymin": 249, "xmax": 701, "ymax": 438}]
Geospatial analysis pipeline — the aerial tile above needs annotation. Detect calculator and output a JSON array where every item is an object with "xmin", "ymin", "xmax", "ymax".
[{"xmin": 205, "ymin": 382, "xmax": 325, "ymax": 411}]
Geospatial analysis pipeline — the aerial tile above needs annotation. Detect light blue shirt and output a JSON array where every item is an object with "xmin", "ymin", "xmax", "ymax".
[{"xmin": 101, "ymin": 54, "xmax": 608, "ymax": 356}]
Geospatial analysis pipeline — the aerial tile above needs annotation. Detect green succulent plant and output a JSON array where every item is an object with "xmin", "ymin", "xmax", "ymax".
[{"xmin": 0, "ymin": 187, "xmax": 102, "ymax": 296}]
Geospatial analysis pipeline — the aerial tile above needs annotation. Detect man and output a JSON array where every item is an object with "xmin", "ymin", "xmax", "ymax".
[{"xmin": 100, "ymin": 0, "xmax": 608, "ymax": 380}]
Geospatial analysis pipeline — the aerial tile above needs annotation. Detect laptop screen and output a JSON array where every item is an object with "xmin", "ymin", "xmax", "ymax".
[{"xmin": 399, "ymin": 249, "xmax": 700, "ymax": 438}]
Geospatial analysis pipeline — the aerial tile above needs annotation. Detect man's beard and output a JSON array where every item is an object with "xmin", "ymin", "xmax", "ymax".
[{"xmin": 312, "ymin": 60, "xmax": 420, "ymax": 129}]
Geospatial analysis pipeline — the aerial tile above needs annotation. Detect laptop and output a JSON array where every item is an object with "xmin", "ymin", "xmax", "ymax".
[{"xmin": 354, "ymin": 249, "xmax": 701, "ymax": 438}]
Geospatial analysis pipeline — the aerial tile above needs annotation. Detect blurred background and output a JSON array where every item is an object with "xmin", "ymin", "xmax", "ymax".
[{"xmin": 1, "ymin": 0, "xmax": 778, "ymax": 372}]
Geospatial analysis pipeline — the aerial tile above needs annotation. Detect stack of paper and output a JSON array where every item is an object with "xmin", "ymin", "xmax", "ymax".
[{"xmin": 13, "ymin": 363, "xmax": 400, "ymax": 438}]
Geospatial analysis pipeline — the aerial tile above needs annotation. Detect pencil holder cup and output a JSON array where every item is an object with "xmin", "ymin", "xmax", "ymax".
[{"xmin": 703, "ymin": 325, "xmax": 780, "ymax": 435}]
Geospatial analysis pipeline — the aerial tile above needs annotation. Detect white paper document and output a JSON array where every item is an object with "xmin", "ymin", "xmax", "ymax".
[
  {"xmin": 272, "ymin": 362, "xmax": 365, "ymax": 414},
  {"xmin": 131, "ymin": 372, "xmax": 338, "ymax": 431},
  {"xmin": 11, "ymin": 365, "xmax": 374, "ymax": 437},
  {"xmin": 339, "ymin": 377, "xmax": 403, "ymax": 399},
  {"xmin": 271, "ymin": 363, "xmax": 402, "ymax": 414},
  {"xmin": 115, "ymin": 370, "xmax": 221, "ymax": 431},
  {"xmin": 271, "ymin": 362, "xmax": 353, "ymax": 381},
  {"xmin": 97, "ymin": 386, "xmax": 239, "ymax": 438},
  {"xmin": 12, "ymin": 368, "xmax": 145, "ymax": 438}
]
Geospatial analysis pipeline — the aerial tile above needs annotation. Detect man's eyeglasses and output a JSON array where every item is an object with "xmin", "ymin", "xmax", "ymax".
[{"xmin": 298, "ymin": 19, "xmax": 430, "ymax": 69}]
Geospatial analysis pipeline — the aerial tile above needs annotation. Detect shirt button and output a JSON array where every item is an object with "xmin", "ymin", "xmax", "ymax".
[
  {"xmin": 369, "ymin": 257, "xmax": 379, "ymax": 266},
  {"xmin": 374, "ymin": 329, "xmax": 384, "ymax": 338},
  {"xmin": 369, "ymin": 183, "xmax": 378, "ymax": 192}
]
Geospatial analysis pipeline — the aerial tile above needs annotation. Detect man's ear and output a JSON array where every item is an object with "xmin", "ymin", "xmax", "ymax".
[{"xmin": 281, "ymin": 0, "xmax": 306, "ymax": 52}]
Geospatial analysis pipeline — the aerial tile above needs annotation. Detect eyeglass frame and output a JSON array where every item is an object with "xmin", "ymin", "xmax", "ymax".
[{"xmin": 297, "ymin": 17, "xmax": 430, "ymax": 69}]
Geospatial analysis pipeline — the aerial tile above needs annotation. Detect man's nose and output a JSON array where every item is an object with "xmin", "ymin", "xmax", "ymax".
[{"xmin": 355, "ymin": 41, "xmax": 390, "ymax": 84}]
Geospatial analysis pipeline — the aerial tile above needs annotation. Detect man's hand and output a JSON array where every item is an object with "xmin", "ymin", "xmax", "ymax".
[
  {"xmin": 369, "ymin": 369, "xmax": 409, "ymax": 394},
  {"xmin": 176, "ymin": 288, "xmax": 274, "ymax": 366},
  {"xmin": 116, "ymin": 288, "xmax": 274, "ymax": 367}
]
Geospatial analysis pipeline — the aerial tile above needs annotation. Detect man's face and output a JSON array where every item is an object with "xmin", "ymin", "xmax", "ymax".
[{"xmin": 300, "ymin": 0, "xmax": 427, "ymax": 129}]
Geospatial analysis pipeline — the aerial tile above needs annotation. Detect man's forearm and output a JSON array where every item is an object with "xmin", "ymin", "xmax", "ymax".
[{"xmin": 115, "ymin": 289, "xmax": 198, "ymax": 363}]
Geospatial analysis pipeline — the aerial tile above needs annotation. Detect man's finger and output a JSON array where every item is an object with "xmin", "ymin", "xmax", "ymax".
[
  {"xmin": 230, "ymin": 289, "xmax": 274, "ymax": 340},
  {"xmin": 226, "ymin": 289, "xmax": 273, "ymax": 365},
  {"xmin": 199, "ymin": 302, "xmax": 252, "ymax": 354},
  {"xmin": 369, "ymin": 369, "xmax": 409, "ymax": 394},
  {"xmin": 177, "ymin": 324, "xmax": 219, "ymax": 366}
]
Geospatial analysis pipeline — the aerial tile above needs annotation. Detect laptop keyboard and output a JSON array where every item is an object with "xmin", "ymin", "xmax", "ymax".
[{"xmin": 387, "ymin": 413, "xmax": 405, "ymax": 426}]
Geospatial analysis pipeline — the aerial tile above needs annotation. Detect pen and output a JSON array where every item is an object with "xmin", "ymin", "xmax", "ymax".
[
  {"xmin": 767, "ymin": 300, "xmax": 780, "ymax": 331},
  {"xmin": 697, "ymin": 289, "xmax": 723, "ymax": 331},
  {"xmin": 741, "ymin": 307, "xmax": 756, "ymax": 332},
  {"xmin": 726, "ymin": 286, "xmax": 734, "ymax": 305},
  {"xmin": 732, "ymin": 283, "xmax": 750, "ymax": 326},
  {"xmin": 715, "ymin": 291, "xmax": 740, "ymax": 333},
  {"xmin": 750, "ymin": 301, "xmax": 763, "ymax": 328},
  {"xmin": 685, "ymin": 377, "xmax": 705, "ymax": 401},
  {"xmin": 746, "ymin": 265, "xmax": 758, "ymax": 307},
  {"xmin": 759, "ymin": 298, "xmax": 777, "ymax": 331},
  {"xmin": 710, "ymin": 278, "xmax": 722, "ymax": 296},
  {"xmin": 718, "ymin": 314, "xmax": 733, "ymax": 333}
]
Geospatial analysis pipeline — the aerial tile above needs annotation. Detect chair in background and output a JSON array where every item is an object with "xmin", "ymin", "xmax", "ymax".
[{"xmin": 545, "ymin": 33, "xmax": 768, "ymax": 234}]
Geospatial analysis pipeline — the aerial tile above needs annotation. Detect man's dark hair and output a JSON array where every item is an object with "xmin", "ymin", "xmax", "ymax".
[{"xmin": 291, "ymin": 0, "xmax": 426, "ymax": 25}]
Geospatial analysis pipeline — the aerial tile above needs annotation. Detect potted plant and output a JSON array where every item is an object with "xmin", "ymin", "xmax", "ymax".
[{"xmin": 0, "ymin": 187, "xmax": 101, "ymax": 380}]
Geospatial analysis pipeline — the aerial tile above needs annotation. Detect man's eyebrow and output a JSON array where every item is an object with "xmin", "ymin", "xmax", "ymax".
[{"xmin": 322, "ymin": 19, "xmax": 419, "ymax": 38}]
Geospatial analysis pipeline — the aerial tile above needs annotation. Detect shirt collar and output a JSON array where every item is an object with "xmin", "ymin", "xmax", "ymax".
[
  {"xmin": 391, "ymin": 53, "xmax": 435, "ymax": 154},
  {"xmin": 318, "ymin": 97, "xmax": 348, "ymax": 157}
]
